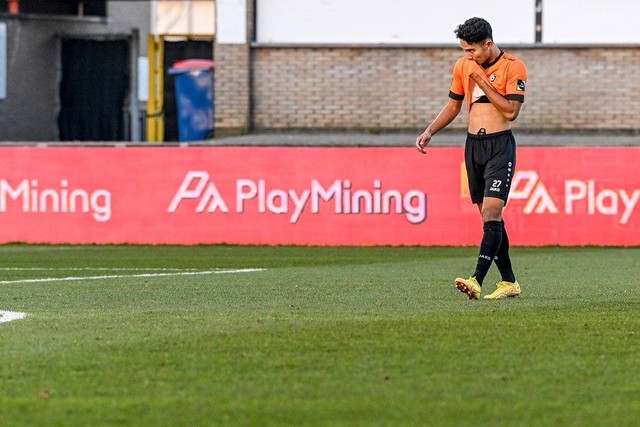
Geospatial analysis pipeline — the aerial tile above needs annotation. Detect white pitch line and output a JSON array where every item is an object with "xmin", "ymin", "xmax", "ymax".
[
  {"xmin": 0, "ymin": 267, "xmax": 200, "ymax": 271},
  {"xmin": 0, "ymin": 311, "xmax": 27, "ymax": 323},
  {"xmin": 0, "ymin": 268, "xmax": 266, "ymax": 285}
]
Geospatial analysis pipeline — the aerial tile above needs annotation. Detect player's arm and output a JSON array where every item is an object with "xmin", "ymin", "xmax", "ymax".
[
  {"xmin": 469, "ymin": 72, "xmax": 522, "ymax": 121},
  {"xmin": 416, "ymin": 98, "xmax": 462, "ymax": 154}
]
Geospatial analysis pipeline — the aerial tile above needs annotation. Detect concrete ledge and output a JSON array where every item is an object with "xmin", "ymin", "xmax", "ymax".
[
  {"xmin": 1, "ymin": 130, "xmax": 638, "ymax": 147},
  {"xmin": 208, "ymin": 130, "xmax": 640, "ymax": 147}
]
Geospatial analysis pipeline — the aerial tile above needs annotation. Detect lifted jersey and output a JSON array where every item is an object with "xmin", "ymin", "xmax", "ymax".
[{"xmin": 448, "ymin": 51, "xmax": 527, "ymax": 112}]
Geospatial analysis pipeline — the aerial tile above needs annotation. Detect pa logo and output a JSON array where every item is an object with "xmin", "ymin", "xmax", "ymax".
[{"xmin": 510, "ymin": 171, "xmax": 558, "ymax": 214}]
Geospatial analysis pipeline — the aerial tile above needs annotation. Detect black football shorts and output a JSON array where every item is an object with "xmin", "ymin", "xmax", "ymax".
[{"xmin": 464, "ymin": 129, "xmax": 516, "ymax": 205}]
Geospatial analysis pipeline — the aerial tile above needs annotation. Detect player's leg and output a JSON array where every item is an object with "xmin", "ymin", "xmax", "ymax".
[
  {"xmin": 494, "ymin": 220, "xmax": 516, "ymax": 283},
  {"xmin": 482, "ymin": 132, "xmax": 521, "ymax": 299},
  {"xmin": 454, "ymin": 197, "xmax": 503, "ymax": 300},
  {"xmin": 472, "ymin": 196, "xmax": 504, "ymax": 285},
  {"xmin": 454, "ymin": 135, "xmax": 490, "ymax": 299},
  {"xmin": 454, "ymin": 135, "xmax": 485, "ymax": 299},
  {"xmin": 484, "ymin": 219, "xmax": 521, "ymax": 299}
]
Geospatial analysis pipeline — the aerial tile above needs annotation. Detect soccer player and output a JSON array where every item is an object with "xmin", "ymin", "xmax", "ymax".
[{"xmin": 415, "ymin": 17, "xmax": 527, "ymax": 300}]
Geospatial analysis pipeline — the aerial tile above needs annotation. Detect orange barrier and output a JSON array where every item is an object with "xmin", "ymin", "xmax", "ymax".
[{"xmin": 0, "ymin": 146, "xmax": 638, "ymax": 246}]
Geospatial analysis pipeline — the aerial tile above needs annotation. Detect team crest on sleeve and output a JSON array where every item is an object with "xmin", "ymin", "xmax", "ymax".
[{"xmin": 517, "ymin": 80, "xmax": 526, "ymax": 91}]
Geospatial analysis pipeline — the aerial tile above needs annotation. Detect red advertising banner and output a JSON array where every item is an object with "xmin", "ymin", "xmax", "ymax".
[{"xmin": 0, "ymin": 146, "xmax": 638, "ymax": 246}]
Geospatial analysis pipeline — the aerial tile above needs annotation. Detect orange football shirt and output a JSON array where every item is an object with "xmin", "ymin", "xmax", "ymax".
[{"xmin": 448, "ymin": 51, "xmax": 527, "ymax": 112}]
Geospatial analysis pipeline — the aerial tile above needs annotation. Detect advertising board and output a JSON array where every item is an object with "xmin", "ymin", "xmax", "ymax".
[{"xmin": 0, "ymin": 146, "xmax": 638, "ymax": 246}]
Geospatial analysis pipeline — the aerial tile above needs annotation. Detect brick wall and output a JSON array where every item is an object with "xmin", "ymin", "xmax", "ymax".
[
  {"xmin": 214, "ymin": 44, "xmax": 251, "ymax": 136},
  {"xmin": 215, "ymin": 46, "xmax": 640, "ymax": 134}
]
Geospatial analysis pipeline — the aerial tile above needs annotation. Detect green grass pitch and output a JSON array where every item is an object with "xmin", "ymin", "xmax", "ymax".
[{"xmin": 0, "ymin": 244, "xmax": 638, "ymax": 426}]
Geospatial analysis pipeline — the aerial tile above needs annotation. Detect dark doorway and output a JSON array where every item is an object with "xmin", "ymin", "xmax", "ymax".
[
  {"xmin": 163, "ymin": 38, "xmax": 213, "ymax": 142},
  {"xmin": 58, "ymin": 38, "xmax": 130, "ymax": 141}
]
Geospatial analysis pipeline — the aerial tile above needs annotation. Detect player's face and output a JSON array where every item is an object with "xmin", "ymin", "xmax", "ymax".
[{"xmin": 460, "ymin": 39, "xmax": 492, "ymax": 65}]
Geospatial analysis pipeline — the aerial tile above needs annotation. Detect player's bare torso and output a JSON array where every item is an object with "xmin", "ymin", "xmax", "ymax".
[{"xmin": 468, "ymin": 102, "xmax": 511, "ymax": 134}]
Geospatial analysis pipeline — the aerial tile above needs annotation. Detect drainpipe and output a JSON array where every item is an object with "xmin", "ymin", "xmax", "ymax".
[
  {"xmin": 247, "ymin": 0, "xmax": 256, "ymax": 133},
  {"xmin": 535, "ymin": 0, "xmax": 543, "ymax": 43}
]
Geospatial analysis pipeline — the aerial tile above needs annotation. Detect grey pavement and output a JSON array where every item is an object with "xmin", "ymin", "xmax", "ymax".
[
  {"xmin": 209, "ymin": 130, "xmax": 640, "ymax": 147},
  {"xmin": 2, "ymin": 130, "xmax": 639, "ymax": 147}
]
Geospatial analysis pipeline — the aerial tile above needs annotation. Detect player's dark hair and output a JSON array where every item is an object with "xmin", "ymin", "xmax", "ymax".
[{"xmin": 454, "ymin": 17, "xmax": 493, "ymax": 43}]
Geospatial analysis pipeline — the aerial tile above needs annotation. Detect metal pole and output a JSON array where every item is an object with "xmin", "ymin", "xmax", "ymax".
[{"xmin": 535, "ymin": 0, "xmax": 543, "ymax": 43}]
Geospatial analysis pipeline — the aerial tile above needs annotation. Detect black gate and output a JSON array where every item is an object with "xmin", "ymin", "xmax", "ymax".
[{"xmin": 58, "ymin": 38, "xmax": 129, "ymax": 141}]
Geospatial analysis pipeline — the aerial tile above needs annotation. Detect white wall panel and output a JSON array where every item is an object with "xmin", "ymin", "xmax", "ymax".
[
  {"xmin": 256, "ymin": 0, "xmax": 535, "ymax": 44},
  {"xmin": 544, "ymin": 0, "xmax": 640, "ymax": 44},
  {"xmin": 217, "ymin": 0, "xmax": 247, "ymax": 43}
]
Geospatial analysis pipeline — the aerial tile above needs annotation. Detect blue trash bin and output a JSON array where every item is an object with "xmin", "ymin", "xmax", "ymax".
[{"xmin": 169, "ymin": 59, "xmax": 215, "ymax": 142}]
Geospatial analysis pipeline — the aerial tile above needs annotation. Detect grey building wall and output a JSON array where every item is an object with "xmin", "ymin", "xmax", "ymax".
[
  {"xmin": 0, "ymin": 1, "xmax": 150, "ymax": 142},
  {"xmin": 107, "ymin": 1, "xmax": 150, "ymax": 53}
]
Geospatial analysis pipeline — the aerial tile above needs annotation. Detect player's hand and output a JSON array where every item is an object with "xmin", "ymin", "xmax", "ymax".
[{"xmin": 416, "ymin": 130, "xmax": 431, "ymax": 154}]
